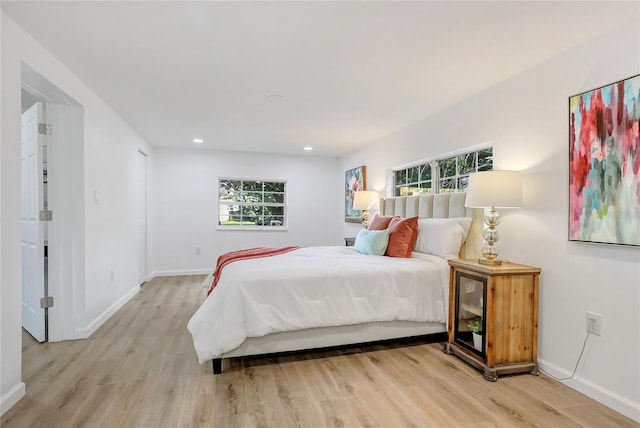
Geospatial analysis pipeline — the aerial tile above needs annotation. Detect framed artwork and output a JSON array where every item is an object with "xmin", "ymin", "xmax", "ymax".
[
  {"xmin": 569, "ymin": 74, "xmax": 640, "ymax": 246},
  {"xmin": 345, "ymin": 166, "xmax": 366, "ymax": 223}
]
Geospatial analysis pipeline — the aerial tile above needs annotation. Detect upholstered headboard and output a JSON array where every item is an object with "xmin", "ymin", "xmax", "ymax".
[{"xmin": 379, "ymin": 192, "xmax": 482, "ymax": 259}]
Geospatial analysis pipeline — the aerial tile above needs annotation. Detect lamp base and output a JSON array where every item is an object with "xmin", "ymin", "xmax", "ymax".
[
  {"xmin": 362, "ymin": 210, "xmax": 370, "ymax": 229},
  {"xmin": 478, "ymin": 258, "xmax": 502, "ymax": 266},
  {"xmin": 480, "ymin": 207, "xmax": 501, "ymax": 266}
]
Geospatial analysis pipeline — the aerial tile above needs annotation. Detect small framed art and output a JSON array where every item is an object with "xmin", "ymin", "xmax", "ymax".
[{"xmin": 345, "ymin": 166, "xmax": 366, "ymax": 223}]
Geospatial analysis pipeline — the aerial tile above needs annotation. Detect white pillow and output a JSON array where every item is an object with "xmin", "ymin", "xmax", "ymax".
[{"xmin": 414, "ymin": 217, "xmax": 472, "ymax": 259}]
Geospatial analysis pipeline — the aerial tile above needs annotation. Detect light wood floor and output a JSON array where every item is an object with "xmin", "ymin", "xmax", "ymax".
[{"xmin": 2, "ymin": 275, "xmax": 637, "ymax": 428}]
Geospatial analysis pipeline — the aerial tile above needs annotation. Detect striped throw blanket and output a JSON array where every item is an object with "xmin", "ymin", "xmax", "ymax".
[{"xmin": 208, "ymin": 246, "xmax": 301, "ymax": 295}]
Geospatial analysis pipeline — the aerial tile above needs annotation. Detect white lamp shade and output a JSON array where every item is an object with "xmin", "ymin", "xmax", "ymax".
[
  {"xmin": 465, "ymin": 170, "xmax": 523, "ymax": 208},
  {"xmin": 353, "ymin": 191, "xmax": 379, "ymax": 211}
]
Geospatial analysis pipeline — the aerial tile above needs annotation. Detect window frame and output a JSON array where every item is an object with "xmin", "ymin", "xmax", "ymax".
[
  {"xmin": 217, "ymin": 177, "xmax": 288, "ymax": 231},
  {"xmin": 393, "ymin": 146, "xmax": 493, "ymax": 196}
]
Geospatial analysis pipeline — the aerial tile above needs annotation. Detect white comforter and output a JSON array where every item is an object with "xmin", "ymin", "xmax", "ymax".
[{"xmin": 187, "ymin": 246, "xmax": 449, "ymax": 363}]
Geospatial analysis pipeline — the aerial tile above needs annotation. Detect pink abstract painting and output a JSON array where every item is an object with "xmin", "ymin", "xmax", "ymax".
[{"xmin": 569, "ymin": 74, "xmax": 640, "ymax": 246}]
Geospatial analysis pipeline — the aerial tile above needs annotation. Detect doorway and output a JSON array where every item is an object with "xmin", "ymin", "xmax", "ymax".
[{"xmin": 21, "ymin": 62, "xmax": 84, "ymax": 343}]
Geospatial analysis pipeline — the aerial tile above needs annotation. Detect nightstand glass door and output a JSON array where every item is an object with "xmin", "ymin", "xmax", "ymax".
[{"xmin": 454, "ymin": 272, "xmax": 487, "ymax": 356}]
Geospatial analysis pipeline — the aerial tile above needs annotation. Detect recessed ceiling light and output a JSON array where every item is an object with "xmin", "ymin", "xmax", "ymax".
[
  {"xmin": 304, "ymin": 147, "xmax": 313, "ymax": 151},
  {"xmin": 193, "ymin": 138, "xmax": 204, "ymax": 144},
  {"xmin": 268, "ymin": 94, "xmax": 284, "ymax": 100}
]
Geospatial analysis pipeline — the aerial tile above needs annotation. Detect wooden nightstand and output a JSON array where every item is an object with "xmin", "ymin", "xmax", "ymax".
[
  {"xmin": 344, "ymin": 237, "xmax": 356, "ymax": 246},
  {"xmin": 444, "ymin": 259, "xmax": 541, "ymax": 381}
]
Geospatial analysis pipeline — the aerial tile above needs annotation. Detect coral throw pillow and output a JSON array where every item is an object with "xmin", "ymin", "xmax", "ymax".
[
  {"xmin": 385, "ymin": 216, "xmax": 419, "ymax": 258},
  {"xmin": 368, "ymin": 214, "xmax": 396, "ymax": 230}
]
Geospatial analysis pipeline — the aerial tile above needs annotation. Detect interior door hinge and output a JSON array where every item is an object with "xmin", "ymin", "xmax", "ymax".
[
  {"xmin": 40, "ymin": 296, "xmax": 54, "ymax": 309},
  {"xmin": 38, "ymin": 123, "xmax": 52, "ymax": 135},
  {"xmin": 39, "ymin": 210, "xmax": 53, "ymax": 221}
]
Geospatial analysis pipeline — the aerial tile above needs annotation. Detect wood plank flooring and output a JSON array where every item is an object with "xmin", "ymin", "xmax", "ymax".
[{"xmin": 2, "ymin": 275, "xmax": 637, "ymax": 427}]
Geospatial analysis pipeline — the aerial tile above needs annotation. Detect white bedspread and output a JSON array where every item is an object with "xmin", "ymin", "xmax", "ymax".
[{"xmin": 187, "ymin": 246, "xmax": 449, "ymax": 363}]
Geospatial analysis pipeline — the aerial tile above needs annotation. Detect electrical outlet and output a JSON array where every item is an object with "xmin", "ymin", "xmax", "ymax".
[
  {"xmin": 195, "ymin": 247, "xmax": 201, "ymax": 255},
  {"xmin": 586, "ymin": 311, "xmax": 602, "ymax": 336}
]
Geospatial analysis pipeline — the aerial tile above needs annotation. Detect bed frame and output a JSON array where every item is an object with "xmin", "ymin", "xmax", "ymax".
[{"xmin": 211, "ymin": 192, "xmax": 482, "ymax": 374}]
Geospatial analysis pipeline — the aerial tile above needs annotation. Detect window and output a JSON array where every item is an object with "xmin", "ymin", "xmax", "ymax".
[
  {"xmin": 394, "ymin": 147, "xmax": 492, "ymax": 196},
  {"xmin": 394, "ymin": 163, "xmax": 432, "ymax": 196},
  {"xmin": 218, "ymin": 178, "xmax": 286, "ymax": 229}
]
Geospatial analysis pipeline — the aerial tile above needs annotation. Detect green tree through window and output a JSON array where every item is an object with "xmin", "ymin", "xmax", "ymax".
[
  {"xmin": 394, "ymin": 147, "xmax": 492, "ymax": 196},
  {"xmin": 219, "ymin": 179, "xmax": 286, "ymax": 228}
]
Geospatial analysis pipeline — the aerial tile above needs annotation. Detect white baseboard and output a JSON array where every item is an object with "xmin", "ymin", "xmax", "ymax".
[
  {"xmin": 1, "ymin": 382, "xmax": 25, "ymax": 416},
  {"xmin": 149, "ymin": 269, "xmax": 210, "ymax": 279},
  {"xmin": 75, "ymin": 285, "xmax": 140, "ymax": 339},
  {"xmin": 538, "ymin": 358, "xmax": 640, "ymax": 423}
]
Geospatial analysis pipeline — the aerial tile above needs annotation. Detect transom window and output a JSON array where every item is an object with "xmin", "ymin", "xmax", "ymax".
[
  {"xmin": 395, "ymin": 163, "xmax": 433, "ymax": 196},
  {"xmin": 394, "ymin": 147, "xmax": 492, "ymax": 196},
  {"xmin": 218, "ymin": 178, "xmax": 286, "ymax": 229}
]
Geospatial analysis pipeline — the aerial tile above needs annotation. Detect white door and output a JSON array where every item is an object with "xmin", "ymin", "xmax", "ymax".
[
  {"xmin": 137, "ymin": 150, "xmax": 147, "ymax": 285},
  {"xmin": 21, "ymin": 102, "xmax": 46, "ymax": 342}
]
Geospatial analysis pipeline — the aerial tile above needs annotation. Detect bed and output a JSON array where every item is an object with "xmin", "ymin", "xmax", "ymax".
[{"xmin": 187, "ymin": 192, "xmax": 482, "ymax": 374}]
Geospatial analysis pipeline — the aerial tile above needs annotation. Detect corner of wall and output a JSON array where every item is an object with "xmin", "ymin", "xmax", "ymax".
[
  {"xmin": 0, "ymin": 382, "xmax": 25, "ymax": 416},
  {"xmin": 150, "ymin": 269, "xmax": 211, "ymax": 278},
  {"xmin": 539, "ymin": 359, "xmax": 640, "ymax": 423},
  {"xmin": 74, "ymin": 285, "xmax": 140, "ymax": 339}
]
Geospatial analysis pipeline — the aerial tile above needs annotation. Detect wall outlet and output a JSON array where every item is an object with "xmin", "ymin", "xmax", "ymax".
[
  {"xmin": 195, "ymin": 247, "xmax": 201, "ymax": 255},
  {"xmin": 586, "ymin": 311, "xmax": 602, "ymax": 336}
]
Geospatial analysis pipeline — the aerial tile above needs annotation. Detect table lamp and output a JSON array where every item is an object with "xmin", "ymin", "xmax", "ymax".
[
  {"xmin": 465, "ymin": 170, "xmax": 523, "ymax": 265},
  {"xmin": 353, "ymin": 190, "xmax": 379, "ymax": 228}
]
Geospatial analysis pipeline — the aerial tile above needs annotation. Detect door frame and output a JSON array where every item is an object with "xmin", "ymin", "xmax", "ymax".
[
  {"xmin": 137, "ymin": 149, "xmax": 148, "ymax": 285},
  {"xmin": 21, "ymin": 63, "xmax": 84, "ymax": 342}
]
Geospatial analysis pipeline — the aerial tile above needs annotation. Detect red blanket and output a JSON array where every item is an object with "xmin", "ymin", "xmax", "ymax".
[{"xmin": 207, "ymin": 246, "xmax": 301, "ymax": 295}]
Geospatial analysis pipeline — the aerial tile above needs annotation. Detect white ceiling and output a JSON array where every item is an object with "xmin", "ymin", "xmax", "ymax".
[{"xmin": 2, "ymin": 1, "xmax": 637, "ymax": 156}]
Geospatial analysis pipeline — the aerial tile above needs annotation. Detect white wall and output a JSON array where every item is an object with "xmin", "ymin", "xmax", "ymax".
[
  {"xmin": 151, "ymin": 148, "xmax": 343, "ymax": 275},
  {"xmin": 341, "ymin": 21, "xmax": 640, "ymax": 421},
  {"xmin": 1, "ymin": 12, "xmax": 153, "ymax": 414},
  {"xmin": 81, "ymin": 104, "xmax": 153, "ymax": 333}
]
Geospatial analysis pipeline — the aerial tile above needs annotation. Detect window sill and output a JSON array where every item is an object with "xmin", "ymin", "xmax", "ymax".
[{"xmin": 216, "ymin": 226, "xmax": 289, "ymax": 232}]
